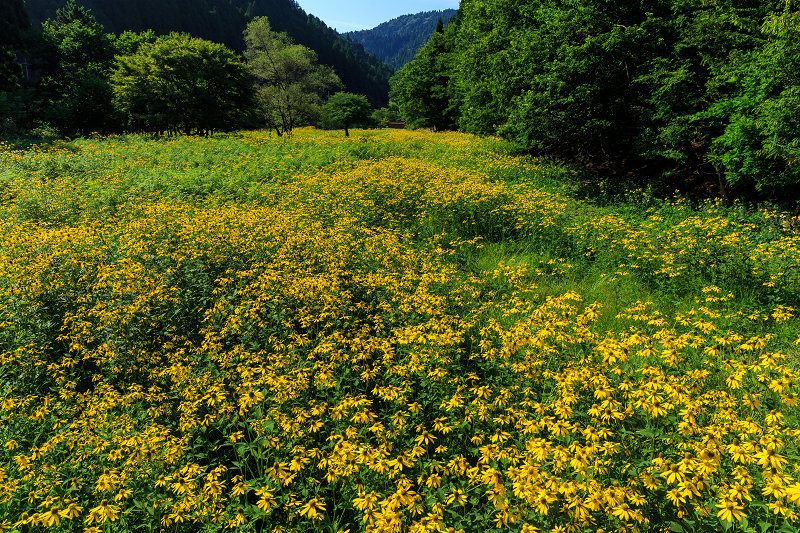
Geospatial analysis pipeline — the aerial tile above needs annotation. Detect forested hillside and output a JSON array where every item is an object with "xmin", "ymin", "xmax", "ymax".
[
  {"xmin": 25, "ymin": 0, "xmax": 391, "ymax": 105},
  {"xmin": 1, "ymin": 0, "xmax": 31, "ymax": 48},
  {"xmin": 347, "ymin": 9, "xmax": 456, "ymax": 71},
  {"xmin": 0, "ymin": 0, "xmax": 31, "ymax": 94},
  {"xmin": 392, "ymin": 0, "xmax": 800, "ymax": 203}
]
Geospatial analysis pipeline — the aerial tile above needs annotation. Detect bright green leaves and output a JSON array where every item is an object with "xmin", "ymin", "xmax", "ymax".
[
  {"xmin": 244, "ymin": 16, "xmax": 341, "ymax": 137},
  {"xmin": 322, "ymin": 92, "xmax": 371, "ymax": 136},
  {"xmin": 707, "ymin": 9, "xmax": 800, "ymax": 192},
  {"xmin": 112, "ymin": 33, "xmax": 256, "ymax": 135},
  {"xmin": 38, "ymin": 0, "xmax": 117, "ymax": 134}
]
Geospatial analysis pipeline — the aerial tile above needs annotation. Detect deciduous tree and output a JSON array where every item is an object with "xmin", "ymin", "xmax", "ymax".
[
  {"xmin": 244, "ymin": 16, "xmax": 341, "ymax": 136},
  {"xmin": 322, "ymin": 92, "xmax": 371, "ymax": 136},
  {"xmin": 705, "ymin": 7, "xmax": 800, "ymax": 193},
  {"xmin": 390, "ymin": 15, "xmax": 458, "ymax": 131},
  {"xmin": 392, "ymin": 0, "xmax": 800, "ymax": 199},
  {"xmin": 112, "ymin": 33, "xmax": 256, "ymax": 135}
]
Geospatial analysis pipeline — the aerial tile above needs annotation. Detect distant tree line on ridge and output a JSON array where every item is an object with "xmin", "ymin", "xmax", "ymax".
[
  {"xmin": 391, "ymin": 0, "xmax": 800, "ymax": 202},
  {"xmin": 347, "ymin": 10, "xmax": 457, "ymax": 71}
]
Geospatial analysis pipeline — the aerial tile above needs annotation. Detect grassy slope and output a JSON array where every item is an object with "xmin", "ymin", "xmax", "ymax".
[{"xmin": 0, "ymin": 129, "xmax": 799, "ymax": 532}]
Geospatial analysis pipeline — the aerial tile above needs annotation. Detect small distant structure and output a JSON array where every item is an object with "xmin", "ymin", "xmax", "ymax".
[{"xmin": 386, "ymin": 121, "xmax": 406, "ymax": 129}]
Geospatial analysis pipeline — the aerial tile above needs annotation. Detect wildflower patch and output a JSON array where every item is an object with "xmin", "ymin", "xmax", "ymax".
[{"xmin": 0, "ymin": 130, "xmax": 798, "ymax": 532}]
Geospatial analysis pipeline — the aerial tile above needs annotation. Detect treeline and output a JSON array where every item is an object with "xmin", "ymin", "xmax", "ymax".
[
  {"xmin": 392, "ymin": 0, "xmax": 800, "ymax": 201},
  {"xmin": 347, "ymin": 9, "xmax": 457, "ymax": 71},
  {"xmin": 24, "ymin": 0, "xmax": 392, "ymax": 106},
  {"xmin": 0, "ymin": 0, "xmax": 373, "ymax": 137}
]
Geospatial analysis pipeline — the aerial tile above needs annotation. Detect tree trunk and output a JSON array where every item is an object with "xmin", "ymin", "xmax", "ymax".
[{"xmin": 716, "ymin": 168, "xmax": 730, "ymax": 205}]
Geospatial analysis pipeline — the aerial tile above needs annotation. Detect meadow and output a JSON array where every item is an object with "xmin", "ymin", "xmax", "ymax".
[{"xmin": 0, "ymin": 128, "xmax": 799, "ymax": 533}]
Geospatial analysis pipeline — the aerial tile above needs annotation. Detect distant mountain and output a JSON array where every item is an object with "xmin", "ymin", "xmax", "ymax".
[
  {"xmin": 24, "ymin": 0, "xmax": 392, "ymax": 106},
  {"xmin": 347, "ymin": 10, "xmax": 457, "ymax": 72}
]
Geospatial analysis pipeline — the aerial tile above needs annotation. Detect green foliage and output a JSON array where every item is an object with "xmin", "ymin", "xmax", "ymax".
[
  {"xmin": 25, "ymin": 0, "xmax": 393, "ymax": 106},
  {"xmin": 37, "ymin": 0, "xmax": 117, "ymax": 134},
  {"xmin": 110, "ymin": 28, "xmax": 157, "ymax": 56},
  {"xmin": 628, "ymin": 0, "xmax": 777, "ymax": 196},
  {"xmin": 347, "ymin": 9, "xmax": 457, "ymax": 70},
  {"xmin": 43, "ymin": 0, "xmax": 113, "ymax": 69},
  {"xmin": 706, "ymin": 7, "xmax": 800, "ymax": 193},
  {"xmin": 371, "ymin": 105, "xmax": 401, "ymax": 127},
  {"xmin": 390, "ymin": 14, "xmax": 459, "ymax": 131},
  {"xmin": 112, "ymin": 33, "xmax": 256, "ymax": 135},
  {"xmin": 322, "ymin": 92, "xmax": 371, "ymax": 136},
  {"xmin": 244, "ymin": 16, "xmax": 341, "ymax": 136},
  {"xmin": 454, "ymin": 0, "xmax": 672, "ymax": 160},
  {"xmin": 390, "ymin": 0, "xmax": 800, "ymax": 201}
]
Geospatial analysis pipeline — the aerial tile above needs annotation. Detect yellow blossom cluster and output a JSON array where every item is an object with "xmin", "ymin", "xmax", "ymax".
[{"xmin": 0, "ymin": 129, "xmax": 798, "ymax": 532}]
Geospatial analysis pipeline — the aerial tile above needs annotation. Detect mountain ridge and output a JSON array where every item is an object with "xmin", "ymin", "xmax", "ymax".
[{"xmin": 347, "ymin": 9, "xmax": 457, "ymax": 71}]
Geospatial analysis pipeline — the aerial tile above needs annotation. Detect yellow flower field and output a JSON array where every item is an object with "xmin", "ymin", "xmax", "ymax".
[{"xmin": 0, "ymin": 129, "xmax": 798, "ymax": 532}]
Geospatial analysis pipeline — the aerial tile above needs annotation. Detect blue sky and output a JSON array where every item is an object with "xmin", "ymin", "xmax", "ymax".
[{"xmin": 295, "ymin": 1, "xmax": 461, "ymax": 32}]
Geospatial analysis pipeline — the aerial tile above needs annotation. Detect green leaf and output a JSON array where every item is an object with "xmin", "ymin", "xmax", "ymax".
[
  {"xmin": 670, "ymin": 521, "xmax": 684, "ymax": 533},
  {"xmin": 637, "ymin": 427, "xmax": 657, "ymax": 439}
]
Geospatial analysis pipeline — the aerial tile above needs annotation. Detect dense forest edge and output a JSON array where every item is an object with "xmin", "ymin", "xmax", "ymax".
[
  {"xmin": 4, "ymin": 0, "xmax": 800, "ymax": 208},
  {"xmin": 22, "ymin": 0, "xmax": 392, "ymax": 106},
  {"xmin": 0, "ymin": 0, "xmax": 391, "ymax": 136},
  {"xmin": 390, "ymin": 0, "xmax": 800, "ymax": 207}
]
